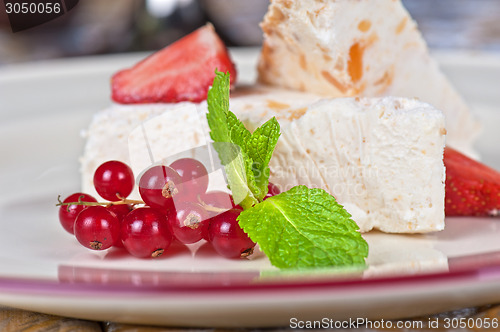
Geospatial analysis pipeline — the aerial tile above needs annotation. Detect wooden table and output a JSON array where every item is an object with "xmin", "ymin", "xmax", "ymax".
[{"xmin": 2, "ymin": 303, "xmax": 500, "ymax": 331}]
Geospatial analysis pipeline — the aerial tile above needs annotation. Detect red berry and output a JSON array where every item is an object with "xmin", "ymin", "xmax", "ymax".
[
  {"xmin": 58, "ymin": 193, "xmax": 97, "ymax": 234},
  {"xmin": 121, "ymin": 207, "xmax": 173, "ymax": 258},
  {"xmin": 138, "ymin": 165, "xmax": 183, "ymax": 212},
  {"xmin": 107, "ymin": 204, "xmax": 133, "ymax": 222},
  {"xmin": 74, "ymin": 206, "xmax": 121, "ymax": 250},
  {"xmin": 111, "ymin": 24, "xmax": 237, "ymax": 104},
  {"xmin": 107, "ymin": 204, "xmax": 133, "ymax": 248},
  {"xmin": 198, "ymin": 191, "xmax": 236, "ymax": 218},
  {"xmin": 208, "ymin": 208, "xmax": 255, "ymax": 259},
  {"xmin": 445, "ymin": 147, "xmax": 500, "ymax": 216},
  {"xmin": 264, "ymin": 182, "xmax": 281, "ymax": 200},
  {"xmin": 169, "ymin": 158, "xmax": 209, "ymax": 200},
  {"xmin": 167, "ymin": 202, "xmax": 209, "ymax": 244},
  {"xmin": 93, "ymin": 160, "xmax": 135, "ymax": 201}
]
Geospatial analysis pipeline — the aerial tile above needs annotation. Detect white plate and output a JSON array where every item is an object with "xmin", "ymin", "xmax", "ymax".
[{"xmin": 1, "ymin": 49, "xmax": 500, "ymax": 328}]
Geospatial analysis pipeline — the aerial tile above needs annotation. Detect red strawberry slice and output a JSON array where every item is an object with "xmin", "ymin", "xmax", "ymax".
[
  {"xmin": 444, "ymin": 147, "xmax": 500, "ymax": 216},
  {"xmin": 111, "ymin": 24, "xmax": 237, "ymax": 104}
]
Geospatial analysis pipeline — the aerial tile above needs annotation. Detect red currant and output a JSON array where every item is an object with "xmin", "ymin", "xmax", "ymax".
[
  {"xmin": 264, "ymin": 182, "xmax": 281, "ymax": 200},
  {"xmin": 94, "ymin": 160, "xmax": 135, "ymax": 202},
  {"xmin": 107, "ymin": 204, "xmax": 132, "ymax": 222},
  {"xmin": 198, "ymin": 190, "xmax": 236, "ymax": 218},
  {"xmin": 74, "ymin": 206, "xmax": 121, "ymax": 250},
  {"xmin": 121, "ymin": 207, "xmax": 173, "ymax": 258},
  {"xmin": 169, "ymin": 158, "xmax": 209, "ymax": 199},
  {"xmin": 167, "ymin": 202, "xmax": 209, "ymax": 244},
  {"xmin": 107, "ymin": 204, "xmax": 133, "ymax": 248},
  {"xmin": 58, "ymin": 193, "xmax": 97, "ymax": 234},
  {"xmin": 93, "ymin": 160, "xmax": 135, "ymax": 201},
  {"xmin": 138, "ymin": 165, "xmax": 183, "ymax": 212},
  {"xmin": 208, "ymin": 208, "xmax": 255, "ymax": 259}
]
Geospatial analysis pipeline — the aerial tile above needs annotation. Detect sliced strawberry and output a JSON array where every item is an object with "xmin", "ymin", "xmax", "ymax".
[
  {"xmin": 111, "ymin": 24, "xmax": 237, "ymax": 104},
  {"xmin": 444, "ymin": 147, "xmax": 500, "ymax": 216}
]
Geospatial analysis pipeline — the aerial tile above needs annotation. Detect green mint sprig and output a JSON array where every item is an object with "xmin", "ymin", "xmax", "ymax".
[
  {"xmin": 207, "ymin": 71, "xmax": 280, "ymax": 207},
  {"xmin": 206, "ymin": 71, "xmax": 368, "ymax": 269}
]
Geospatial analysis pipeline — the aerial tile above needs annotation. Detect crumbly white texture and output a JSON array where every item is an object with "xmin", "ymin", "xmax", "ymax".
[
  {"xmin": 258, "ymin": 0, "xmax": 479, "ymax": 157},
  {"xmin": 243, "ymin": 97, "xmax": 446, "ymax": 233},
  {"xmin": 80, "ymin": 102, "xmax": 207, "ymax": 200},
  {"xmin": 80, "ymin": 88, "xmax": 445, "ymax": 233}
]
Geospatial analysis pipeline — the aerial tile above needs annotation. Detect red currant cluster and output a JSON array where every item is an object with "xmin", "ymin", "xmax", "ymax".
[{"xmin": 58, "ymin": 158, "xmax": 281, "ymax": 259}]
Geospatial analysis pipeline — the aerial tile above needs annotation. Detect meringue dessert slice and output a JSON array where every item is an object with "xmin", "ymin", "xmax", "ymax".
[
  {"xmin": 81, "ymin": 87, "xmax": 445, "ymax": 233},
  {"xmin": 258, "ymin": 0, "xmax": 479, "ymax": 157}
]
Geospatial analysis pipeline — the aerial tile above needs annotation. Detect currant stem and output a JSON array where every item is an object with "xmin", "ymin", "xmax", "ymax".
[
  {"xmin": 196, "ymin": 195, "xmax": 229, "ymax": 213},
  {"xmin": 56, "ymin": 195, "xmax": 144, "ymax": 208}
]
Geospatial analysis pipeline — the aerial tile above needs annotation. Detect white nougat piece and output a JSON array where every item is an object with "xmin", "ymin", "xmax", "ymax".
[
  {"xmin": 80, "ymin": 87, "xmax": 445, "ymax": 233},
  {"xmin": 258, "ymin": 0, "xmax": 479, "ymax": 156},
  {"xmin": 239, "ymin": 97, "xmax": 446, "ymax": 233},
  {"xmin": 80, "ymin": 102, "xmax": 207, "ymax": 200}
]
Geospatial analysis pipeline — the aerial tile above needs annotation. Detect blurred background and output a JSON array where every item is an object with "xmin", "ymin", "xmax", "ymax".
[{"xmin": 0, "ymin": 0, "xmax": 500, "ymax": 65}]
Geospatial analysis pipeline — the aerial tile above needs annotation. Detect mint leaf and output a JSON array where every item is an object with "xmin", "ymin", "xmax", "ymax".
[
  {"xmin": 225, "ymin": 112, "xmax": 260, "ymax": 207},
  {"xmin": 206, "ymin": 72, "xmax": 259, "ymax": 209},
  {"xmin": 206, "ymin": 71, "xmax": 231, "ymax": 143},
  {"xmin": 226, "ymin": 112, "xmax": 280, "ymax": 200},
  {"xmin": 226, "ymin": 111, "xmax": 251, "ymax": 147},
  {"xmin": 246, "ymin": 117, "xmax": 280, "ymax": 200},
  {"xmin": 207, "ymin": 70, "xmax": 281, "ymax": 204},
  {"xmin": 238, "ymin": 186, "xmax": 369, "ymax": 269},
  {"xmin": 211, "ymin": 142, "xmax": 256, "ymax": 209}
]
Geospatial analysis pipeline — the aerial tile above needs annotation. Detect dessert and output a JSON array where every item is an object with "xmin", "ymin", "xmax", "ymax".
[
  {"xmin": 76, "ymin": 0, "xmax": 496, "ymax": 235},
  {"xmin": 58, "ymin": 1, "xmax": 500, "ymax": 271},
  {"xmin": 81, "ymin": 90, "xmax": 446, "ymax": 233},
  {"xmin": 258, "ymin": 0, "xmax": 480, "ymax": 157},
  {"xmin": 240, "ymin": 97, "xmax": 446, "ymax": 233},
  {"xmin": 64, "ymin": 74, "xmax": 370, "ymax": 268}
]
